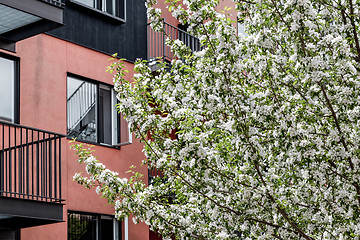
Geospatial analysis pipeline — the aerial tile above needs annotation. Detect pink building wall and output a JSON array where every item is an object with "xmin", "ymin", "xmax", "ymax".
[{"xmin": 1, "ymin": 34, "xmax": 149, "ymax": 240}]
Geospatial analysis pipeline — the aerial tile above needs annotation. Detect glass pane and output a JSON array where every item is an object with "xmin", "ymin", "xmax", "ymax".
[
  {"xmin": 0, "ymin": 57, "xmax": 14, "ymax": 122},
  {"xmin": 99, "ymin": 86, "xmax": 112, "ymax": 145},
  {"xmin": 104, "ymin": 0, "xmax": 124, "ymax": 18},
  {"xmin": 119, "ymin": 113, "xmax": 130, "ymax": 144},
  {"xmin": 67, "ymin": 77, "xmax": 97, "ymax": 142},
  {"xmin": 100, "ymin": 217, "xmax": 113, "ymax": 240},
  {"xmin": 104, "ymin": 0, "xmax": 114, "ymax": 15},
  {"xmin": 115, "ymin": 220, "xmax": 121, "ymax": 240},
  {"xmin": 76, "ymin": 0, "xmax": 96, "ymax": 8},
  {"xmin": 237, "ymin": 21, "xmax": 247, "ymax": 37},
  {"xmin": 112, "ymin": 91, "xmax": 120, "ymax": 145},
  {"xmin": 68, "ymin": 212, "xmax": 97, "ymax": 240}
]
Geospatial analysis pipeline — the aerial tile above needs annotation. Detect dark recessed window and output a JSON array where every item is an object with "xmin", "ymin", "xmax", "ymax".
[
  {"xmin": 67, "ymin": 75, "xmax": 131, "ymax": 146},
  {"xmin": 68, "ymin": 211, "xmax": 121, "ymax": 240},
  {"xmin": 0, "ymin": 55, "xmax": 18, "ymax": 123},
  {"xmin": 74, "ymin": 0, "xmax": 125, "ymax": 19}
]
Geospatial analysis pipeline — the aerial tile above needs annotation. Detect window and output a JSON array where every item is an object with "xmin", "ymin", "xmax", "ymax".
[
  {"xmin": 0, "ymin": 54, "xmax": 18, "ymax": 123},
  {"xmin": 237, "ymin": 18, "xmax": 248, "ymax": 37},
  {"xmin": 74, "ymin": 0, "xmax": 125, "ymax": 20},
  {"xmin": 68, "ymin": 211, "xmax": 121, "ymax": 240},
  {"xmin": 67, "ymin": 75, "xmax": 131, "ymax": 146}
]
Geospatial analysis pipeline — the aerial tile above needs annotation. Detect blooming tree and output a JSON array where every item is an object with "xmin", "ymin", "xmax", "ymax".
[{"xmin": 73, "ymin": 0, "xmax": 360, "ymax": 239}]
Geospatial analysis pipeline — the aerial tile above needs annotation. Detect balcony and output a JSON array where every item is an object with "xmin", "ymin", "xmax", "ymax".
[
  {"xmin": 0, "ymin": 0, "xmax": 64, "ymax": 52},
  {"xmin": 147, "ymin": 20, "xmax": 201, "ymax": 65},
  {"xmin": 0, "ymin": 120, "xmax": 65, "ymax": 229},
  {"xmin": 148, "ymin": 167, "xmax": 164, "ymax": 185}
]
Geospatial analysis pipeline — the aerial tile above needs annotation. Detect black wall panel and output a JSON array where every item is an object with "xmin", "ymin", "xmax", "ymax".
[{"xmin": 48, "ymin": 0, "xmax": 147, "ymax": 62}]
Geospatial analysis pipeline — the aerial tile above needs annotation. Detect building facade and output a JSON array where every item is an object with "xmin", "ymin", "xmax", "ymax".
[{"xmin": 0, "ymin": 0, "xmax": 150, "ymax": 239}]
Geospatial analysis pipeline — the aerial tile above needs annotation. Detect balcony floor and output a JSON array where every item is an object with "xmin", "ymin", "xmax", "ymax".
[{"xmin": 0, "ymin": 196, "xmax": 63, "ymax": 229}]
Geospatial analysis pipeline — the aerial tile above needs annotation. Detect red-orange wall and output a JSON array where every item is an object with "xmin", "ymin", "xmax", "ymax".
[
  {"xmin": 153, "ymin": 0, "xmax": 237, "ymax": 27},
  {"xmin": 3, "ymin": 34, "xmax": 149, "ymax": 240}
]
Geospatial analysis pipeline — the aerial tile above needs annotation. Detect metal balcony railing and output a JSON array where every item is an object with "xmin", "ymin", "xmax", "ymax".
[
  {"xmin": 148, "ymin": 167, "xmax": 164, "ymax": 185},
  {"xmin": 147, "ymin": 20, "xmax": 201, "ymax": 62},
  {"xmin": 38, "ymin": 0, "xmax": 64, "ymax": 7},
  {"xmin": 0, "ymin": 120, "xmax": 65, "ymax": 203}
]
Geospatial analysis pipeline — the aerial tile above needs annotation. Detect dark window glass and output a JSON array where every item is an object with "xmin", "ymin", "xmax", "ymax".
[
  {"xmin": 68, "ymin": 212, "xmax": 98, "ymax": 240},
  {"xmin": 99, "ymin": 86, "xmax": 113, "ymax": 145},
  {"xmin": 100, "ymin": 217, "xmax": 114, "ymax": 239}
]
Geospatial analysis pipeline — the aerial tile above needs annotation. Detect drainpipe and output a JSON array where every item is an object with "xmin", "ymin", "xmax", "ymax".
[{"xmin": 124, "ymin": 217, "xmax": 129, "ymax": 240}]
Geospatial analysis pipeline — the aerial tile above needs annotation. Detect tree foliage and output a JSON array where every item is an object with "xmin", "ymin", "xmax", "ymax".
[{"xmin": 73, "ymin": 0, "xmax": 360, "ymax": 239}]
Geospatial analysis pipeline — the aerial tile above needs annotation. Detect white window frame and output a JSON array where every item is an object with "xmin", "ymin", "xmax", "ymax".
[{"xmin": 71, "ymin": 0, "xmax": 126, "ymax": 21}]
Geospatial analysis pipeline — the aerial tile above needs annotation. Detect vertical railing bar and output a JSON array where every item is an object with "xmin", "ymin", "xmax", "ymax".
[
  {"xmin": 26, "ymin": 128, "xmax": 29, "ymax": 199},
  {"xmin": 3, "ymin": 125, "xmax": 5, "ymax": 197},
  {"xmin": 167, "ymin": 23, "xmax": 169, "ymax": 60},
  {"xmin": 40, "ymin": 132, "xmax": 43, "ymax": 201},
  {"xmin": 172, "ymin": 23, "xmax": 175, "ymax": 59},
  {"xmin": 155, "ymin": 26, "xmax": 157, "ymax": 59},
  {"xmin": 49, "ymin": 134, "xmax": 52, "ymax": 201},
  {"xmin": 151, "ymin": 25, "xmax": 154, "ymax": 59},
  {"xmin": 59, "ymin": 138, "xmax": 62, "ymax": 202},
  {"xmin": 19, "ymin": 126, "xmax": 23, "ymax": 198},
  {"xmin": 161, "ymin": 20, "xmax": 163, "ymax": 60},
  {"xmin": 149, "ymin": 25, "xmax": 151, "ymax": 59},
  {"xmin": 149, "ymin": 24, "xmax": 152, "ymax": 59},
  {"xmin": 44, "ymin": 132, "xmax": 47, "ymax": 201},
  {"xmin": 0, "ymin": 123, "xmax": 4, "ymax": 196},
  {"xmin": 164, "ymin": 23, "xmax": 167, "ymax": 60},
  {"xmin": 8, "ymin": 125, "xmax": 11, "ymax": 197},
  {"xmin": 67, "ymin": 99, "xmax": 69, "ymax": 134},
  {"xmin": 80, "ymin": 85, "xmax": 82, "ymax": 120},
  {"xmin": 155, "ymin": 27, "xmax": 157, "ymax": 60},
  {"xmin": 166, "ymin": 23, "xmax": 169, "ymax": 60},
  {"xmin": 54, "ymin": 136, "xmax": 57, "ymax": 201},
  {"xmin": 36, "ymin": 131, "xmax": 40, "ymax": 200},
  {"xmin": 0, "ymin": 124, "xmax": 3, "ymax": 196},
  {"xmin": 14, "ymin": 125, "xmax": 17, "ymax": 198},
  {"xmin": 171, "ymin": 24, "xmax": 174, "ymax": 59},
  {"xmin": 32, "ymin": 129, "xmax": 34, "ymax": 199}
]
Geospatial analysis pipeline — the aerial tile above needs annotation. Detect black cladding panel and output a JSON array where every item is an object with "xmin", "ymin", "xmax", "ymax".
[{"xmin": 48, "ymin": 0, "xmax": 147, "ymax": 62}]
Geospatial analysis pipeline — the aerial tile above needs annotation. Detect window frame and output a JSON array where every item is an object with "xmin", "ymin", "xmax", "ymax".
[
  {"xmin": 69, "ymin": 0, "xmax": 126, "ymax": 23},
  {"xmin": 0, "ymin": 52, "xmax": 20, "ymax": 124},
  {"xmin": 67, "ymin": 210, "xmax": 122, "ymax": 240},
  {"xmin": 66, "ymin": 73, "xmax": 122, "ymax": 148}
]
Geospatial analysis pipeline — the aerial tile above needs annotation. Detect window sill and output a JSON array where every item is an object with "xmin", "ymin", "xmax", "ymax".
[
  {"xmin": 68, "ymin": 0, "xmax": 125, "ymax": 24},
  {"xmin": 67, "ymin": 136, "xmax": 131, "ymax": 149}
]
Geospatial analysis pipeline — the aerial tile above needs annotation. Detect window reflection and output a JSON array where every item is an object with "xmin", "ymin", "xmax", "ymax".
[{"xmin": 0, "ymin": 56, "xmax": 15, "ymax": 122}]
